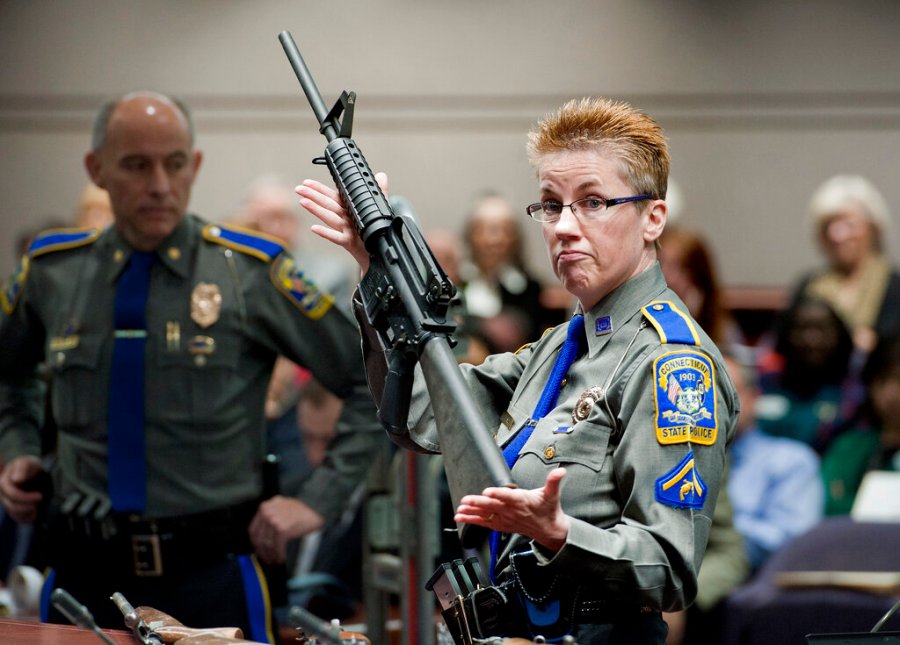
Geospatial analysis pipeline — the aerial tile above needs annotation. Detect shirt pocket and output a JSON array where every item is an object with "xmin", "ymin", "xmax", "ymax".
[
  {"xmin": 495, "ymin": 400, "xmax": 533, "ymax": 448},
  {"xmin": 152, "ymin": 331, "xmax": 242, "ymax": 423},
  {"xmin": 50, "ymin": 334, "xmax": 106, "ymax": 430},
  {"xmin": 518, "ymin": 416, "xmax": 613, "ymax": 473}
]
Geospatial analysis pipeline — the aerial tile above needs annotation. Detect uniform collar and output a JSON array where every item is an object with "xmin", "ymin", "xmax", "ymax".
[
  {"xmin": 104, "ymin": 215, "xmax": 196, "ymax": 283},
  {"xmin": 580, "ymin": 263, "xmax": 669, "ymax": 356}
]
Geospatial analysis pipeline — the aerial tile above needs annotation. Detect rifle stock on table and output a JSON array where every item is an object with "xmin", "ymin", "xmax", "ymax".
[
  {"xmin": 111, "ymin": 592, "xmax": 249, "ymax": 644},
  {"xmin": 277, "ymin": 30, "xmax": 513, "ymax": 547}
]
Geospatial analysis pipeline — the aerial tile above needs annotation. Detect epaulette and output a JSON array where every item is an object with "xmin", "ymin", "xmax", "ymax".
[
  {"xmin": 202, "ymin": 223, "xmax": 286, "ymax": 262},
  {"xmin": 641, "ymin": 300, "xmax": 700, "ymax": 346},
  {"xmin": 3, "ymin": 228, "xmax": 99, "ymax": 315},
  {"xmin": 27, "ymin": 227, "xmax": 101, "ymax": 258},
  {"xmin": 514, "ymin": 325, "xmax": 556, "ymax": 354}
]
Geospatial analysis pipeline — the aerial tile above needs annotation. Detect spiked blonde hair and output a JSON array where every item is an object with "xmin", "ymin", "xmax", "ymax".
[{"xmin": 526, "ymin": 97, "xmax": 670, "ymax": 200}]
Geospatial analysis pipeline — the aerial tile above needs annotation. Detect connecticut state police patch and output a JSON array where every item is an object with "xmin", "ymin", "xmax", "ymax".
[
  {"xmin": 270, "ymin": 255, "xmax": 333, "ymax": 320},
  {"xmin": 653, "ymin": 349, "xmax": 717, "ymax": 446}
]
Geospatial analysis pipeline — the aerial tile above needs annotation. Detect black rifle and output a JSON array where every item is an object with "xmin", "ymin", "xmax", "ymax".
[{"xmin": 278, "ymin": 30, "xmax": 513, "ymax": 547}]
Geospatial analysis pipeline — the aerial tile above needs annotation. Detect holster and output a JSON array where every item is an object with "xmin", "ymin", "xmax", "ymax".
[
  {"xmin": 506, "ymin": 550, "xmax": 578, "ymax": 642},
  {"xmin": 428, "ymin": 552, "xmax": 588, "ymax": 644}
]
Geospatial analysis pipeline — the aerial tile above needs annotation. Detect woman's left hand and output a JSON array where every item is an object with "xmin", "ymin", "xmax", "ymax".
[{"xmin": 454, "ymin": 467, "xmax": 570, "ymax": 553}]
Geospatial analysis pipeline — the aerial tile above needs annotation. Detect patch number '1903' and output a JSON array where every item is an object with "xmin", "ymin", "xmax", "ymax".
[{"xmin": 654, "ymin": 350, "xmax": 717, "ymax": 445}]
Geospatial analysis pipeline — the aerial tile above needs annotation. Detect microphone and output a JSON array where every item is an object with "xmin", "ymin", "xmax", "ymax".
[{"xmin": 50, "ymin": 588, "xmax": 118, "ymax": 645}]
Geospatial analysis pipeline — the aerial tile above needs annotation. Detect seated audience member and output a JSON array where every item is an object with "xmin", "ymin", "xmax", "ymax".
[
  {"xmin": 460, "ymin": 192, "xmax": 563, "ymax": 352},
  {"xmin": 728, "ymin": 354, "xmax": 824, "ymax": 571},
  {"xmin": 821, "ymin": 333, "xmax": 900, "ymax": 515},
  {"xmin": 755, "ymin": 295, "xmax": 863, "ymax": 453},
  {"xmin": 426, "ymin": 227, "xmax": 491, "ymax": 365},
  {"xmin": 791, "ymin": 174, "xmax": 900, "ymax": 353},
  {"xmin": 232, "ymin": 174, "xmax": 355, "ymax": 309},
  {"xmin": 74, "ymin": 182, "xmax": 114, "ymax": 229},
  {"xmin": 658, "ymin": 225, "xmax": 743, "ymax": 349}
]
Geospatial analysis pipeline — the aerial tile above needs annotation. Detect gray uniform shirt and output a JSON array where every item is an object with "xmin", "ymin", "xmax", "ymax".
[
  {"xmin": 361, "ymin": 264, "xmax": 739, "ymax": 611},
  {"xmin": 0, "ymin": 214, "xmax": 381, "ymax": 521}
]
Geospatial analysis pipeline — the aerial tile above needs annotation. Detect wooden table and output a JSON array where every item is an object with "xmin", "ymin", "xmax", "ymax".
[{"xmin": 0, "ymin": 617, "xmax": 134, "ymax": 644}]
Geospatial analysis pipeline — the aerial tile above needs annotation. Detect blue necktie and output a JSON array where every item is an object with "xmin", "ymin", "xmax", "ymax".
[
  {"xmin": 107, "ymin": 251, "xmax": 155, "ymax": 512},
  {"xmin": 500, "ymin": 314, "xmax": 586, "ymax": 468},
  {"xmin": 489, "ymin": 314, "xmax": 586, "ymax": 578}
]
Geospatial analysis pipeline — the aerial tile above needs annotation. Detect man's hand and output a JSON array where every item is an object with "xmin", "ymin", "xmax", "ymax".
[
  {"xmin": 249, "ymin": 495, "xmax": 326, "ymax": 564},
  {"xmin": 0, "ymin": 455, "xmax": 45, "ymax": 523},
  {"xmin": 454, "ymin": 467, "xmax": 571, "ymax": 554}
]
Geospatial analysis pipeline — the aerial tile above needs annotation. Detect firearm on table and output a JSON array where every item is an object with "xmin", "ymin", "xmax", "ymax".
[
  {"xmin": 111, "ymin": 592, "xmax": 250, "ymax": 644},
  {"xmin": 277, "ymin": 29, "xmax": 514, "ymax": 548}
]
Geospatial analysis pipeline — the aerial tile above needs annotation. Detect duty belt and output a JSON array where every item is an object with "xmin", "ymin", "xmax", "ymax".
[
  {"xmin": 52, "ymin": 494, "xmax": 257, "ymax": 577},
  {"xmin": 427, "ymin": 555, "xmax": 657, "ymax": 644}
]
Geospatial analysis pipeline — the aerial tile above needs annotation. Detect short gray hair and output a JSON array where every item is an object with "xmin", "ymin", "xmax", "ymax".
[
  {"xmin": 808, "ymin": 174, "xmax": 891, "ymax": 248},
  {"xmin": 90, "ymin": 90, "xmax": 194, "ymax": 151}
]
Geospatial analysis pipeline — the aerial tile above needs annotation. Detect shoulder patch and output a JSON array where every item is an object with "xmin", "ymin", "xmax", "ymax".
[
  {"xmin": 1, "ymin": 255, "xmax": 30, "ymax": 315},
  {"xmin": 27, "ymin": 227, "xmax": 100, "ymax": 258},
  {"xmin": 654, "ymin": 349, "xmax": 718, "ymax": 445},
  {"xmin": 655, "ymin": 450, "xmax": 707, "ymax": 509},
  {"xmin": 203, "ymin": 223, "xmax": 285, "ymax": 262},
  {"xmin": 271, "ymin": 254, "xmax": 334, "ymax": 320},
  {"xmin": 642, "ymin": 300, "xmax": 700, "ymax": 346}
]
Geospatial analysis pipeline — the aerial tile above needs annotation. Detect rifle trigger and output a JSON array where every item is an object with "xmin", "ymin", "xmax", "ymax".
[{"xmin": 311, "ymin": 156, "xmax": 327, "ymax": 166}]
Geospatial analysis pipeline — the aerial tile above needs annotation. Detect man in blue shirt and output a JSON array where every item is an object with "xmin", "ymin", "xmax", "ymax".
[{"xmin": 727, "ymin": 354, "xmax": 824, "ymax": 570}]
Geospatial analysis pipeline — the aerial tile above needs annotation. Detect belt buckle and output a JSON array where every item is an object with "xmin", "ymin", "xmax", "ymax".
[{"xmin": 132, "ymin": 534, "xmax": 163, "ymax": 577}]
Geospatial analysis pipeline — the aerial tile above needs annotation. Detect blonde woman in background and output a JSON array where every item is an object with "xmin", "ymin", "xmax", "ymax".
[{"xmin": 792, "ymin": 174, "xmax": 900, "ymax": 353}]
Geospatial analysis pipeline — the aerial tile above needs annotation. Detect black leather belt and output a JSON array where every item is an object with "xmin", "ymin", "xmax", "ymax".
[
  {"xmin": 117, "ymin": 501, "xmax": 258, "ymax": 577},
  {"xmin": 575, "ymin": 597, "xmax": 659, "ymax": 624},
  {"xmin": 117, "ymin": 500, "xmax": 258, "ymax": 539},
  {"xmin": 52, "ymin": 499, "xmax": 258, "ymax": 577}
]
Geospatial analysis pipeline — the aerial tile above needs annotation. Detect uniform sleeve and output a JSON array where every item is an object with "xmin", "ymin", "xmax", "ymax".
[
  {"xmin": 352, "ymin": 290, "xmax": 530, "ymax": 454},
  {"xmin": 244, "ymin": 254, "xmax": 384, "ymax": 522},
  {"xmin": 534, "ymin": 344, "xmax": 738, "ymax": 611},
  {"xmin": 406, "ymin": 349, "xmax": 530, "ymax": 452},
  {"xmin": 0, "ymin": 264, "xmax": 47, "ymax": 464}
]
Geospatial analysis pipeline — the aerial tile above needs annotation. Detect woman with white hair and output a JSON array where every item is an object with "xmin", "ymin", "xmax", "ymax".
[{"xmin": 792, "ymin": 174, "xmax": 900, "ymax": 353}]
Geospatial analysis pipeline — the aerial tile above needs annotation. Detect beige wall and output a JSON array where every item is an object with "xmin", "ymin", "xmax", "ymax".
[{"xmin": 2, "ymin": 0, "xmax": 900, "ymax": 289}]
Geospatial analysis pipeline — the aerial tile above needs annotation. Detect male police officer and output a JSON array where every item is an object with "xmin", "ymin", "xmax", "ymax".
[{"xmin": 0, "ymin": 91, "xmax": 381, "ymax": 641}]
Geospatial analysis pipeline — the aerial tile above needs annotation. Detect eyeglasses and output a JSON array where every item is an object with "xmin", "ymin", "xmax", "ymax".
[{"xmin": 526, "ymin": 194, "xmax": 652, "ymax": 223}]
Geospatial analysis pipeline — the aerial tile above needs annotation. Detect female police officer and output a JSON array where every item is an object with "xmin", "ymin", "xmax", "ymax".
[{"xmin": 297, "ymin": 97, "xmax": 739, "ymax": 644}]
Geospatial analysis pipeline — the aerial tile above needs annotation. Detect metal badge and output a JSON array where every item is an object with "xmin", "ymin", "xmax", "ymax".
[
  {"xmin": 188, "ymin": 335, "xmax": 215, "ymax": 355},
  {"xmin": 50, "ymin": 335, "xmax": 80, "ymax": 351},
  {"xmin": 166, "ymin": 321, "xmax": 181, "ymax": 352},
  {"xmin": 572, "ymin": 386, "xmax": 604, "ymax": 424},
  {"xmin": 189, "ymin": 335, "xmax": 215, "ymax": 367},
  {"xmin": 190, "ymin": 282, "xmax": 222, "ymax": 328}
]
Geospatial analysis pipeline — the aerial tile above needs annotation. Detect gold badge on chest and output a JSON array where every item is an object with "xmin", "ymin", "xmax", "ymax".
[
  {"xmin": 190, "ymin": 282, "xmax": 222, "ymax": 328},
  {"xmin": 572, "ymin": 386, "xmax": 604, "ymax": 424}
]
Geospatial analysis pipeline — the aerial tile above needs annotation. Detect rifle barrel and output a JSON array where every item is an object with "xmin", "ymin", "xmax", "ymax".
[{"xmin": 278, "ymin": 30, "xmax": 336, "ymax": 141}]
